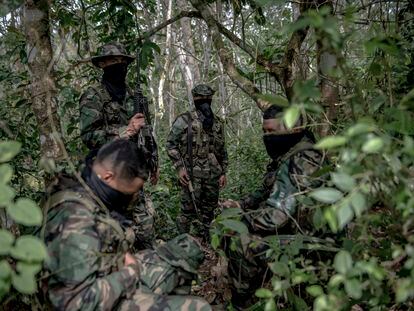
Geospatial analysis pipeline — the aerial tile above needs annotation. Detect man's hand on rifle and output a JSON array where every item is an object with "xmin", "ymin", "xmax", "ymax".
[
  {"xmin": 220, "ymin": 199, "xmax": 241, "ymax": 209},
  {"xmin": 178, "ymin": 167, "xmax": 190, "ymax": 186},
  {"xmin": 126, "ymin": 113, "xmax": 145, "ymax": 137},
  {"xmin": 219, "ymin": 174, "xmax": 227, "ymax": 189},
  {"xmin": 124, "ymin": 252, "xmax": 138, "ymax": 267},
  {"xmin": 150, "ymin": 167, "xmax": 160, "ymax": 185}
]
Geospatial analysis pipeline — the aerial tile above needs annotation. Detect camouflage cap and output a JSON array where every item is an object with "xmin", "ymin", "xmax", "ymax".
[
  {"xmin": 192, "ymin": 84, "xmax": 215, "ymax": 97},
  {"xmin": 155, "ymin": 234, "xmax": 204, "ymax": 274},
  {"xmin": 91, "ymin": 42, "xmax": 135, "ymax": 68}
]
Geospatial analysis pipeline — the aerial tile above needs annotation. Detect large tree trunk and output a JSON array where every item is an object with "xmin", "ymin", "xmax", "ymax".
[{"xmin": 23, "ymin": 0, "xmax": 63, "ymax": 167}]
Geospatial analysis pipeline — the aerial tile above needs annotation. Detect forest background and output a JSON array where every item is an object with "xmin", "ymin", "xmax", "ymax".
[{"xmin": 0, "ymin": 0, "xmax": 413, "ymax": 310}]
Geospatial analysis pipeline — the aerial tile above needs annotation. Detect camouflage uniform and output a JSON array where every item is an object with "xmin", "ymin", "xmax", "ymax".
[
  {"xmin": 222, "ymin": 136, "xmax": 325, "ymax": 300},
  {"xmin": 166, "ymin": 85, "xmax": 228, "ymax": 237},
  {"xmin": 79, "ymin": 43, "xmax": 156, "ymax": 249},
  {"xmin": 42, "ymin": 179, "xmax": 211, "ymax": 311}
]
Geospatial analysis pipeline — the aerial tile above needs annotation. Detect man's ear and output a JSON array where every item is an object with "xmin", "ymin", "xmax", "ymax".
[{"xmin": 101, "ymin": 170, "xmax": 114, "ymax": 182}]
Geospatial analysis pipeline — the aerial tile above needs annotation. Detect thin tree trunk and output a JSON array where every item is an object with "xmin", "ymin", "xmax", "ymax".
[{"xmin": 23, "ymin": 0, "xmax": 63, "ymax": 168}]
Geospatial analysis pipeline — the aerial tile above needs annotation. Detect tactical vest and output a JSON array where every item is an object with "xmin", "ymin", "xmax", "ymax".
[
  {"xmin": 183, "ymin": 111, "xmax": 224, "ymax": 179},
  {"xmin": 246, "ymin": 140, "xmax": 320, "ymax": 234}
]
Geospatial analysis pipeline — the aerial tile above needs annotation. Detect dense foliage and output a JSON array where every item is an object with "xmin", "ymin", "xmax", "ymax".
[{"xmin": 0, "ymin": 0, "xmax": 413, "ymax": 310}]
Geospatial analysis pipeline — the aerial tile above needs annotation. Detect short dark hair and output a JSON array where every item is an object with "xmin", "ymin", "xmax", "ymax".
[
  {"xmin": 95, "ymin": 139, "xmax": 149, "ymax": 181},
  {"xmin": 263, "ymin": 105, "xmax": 284, "ymax": 119}
]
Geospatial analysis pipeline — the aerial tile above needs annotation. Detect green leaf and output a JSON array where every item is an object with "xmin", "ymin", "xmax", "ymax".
[
  {"xmin": 269, "ymin": 261, "xmax": 290, "ymax": 277},
  {"xmin": 337, "ymin": 201, "xmax": 354, "ymax": 230},
  {"xmin": 344, "ymin": 278, "xmax": 362, "ymax": 299},
  {"xmin": 258, "ymin": 94, "xmax": 289, "ymax": 107},
  {"xmin": 306, "ymin": 285, "xmax": 324, "ymax": 297},
  {"xmin": 310, "ymin": 188, "xmax": 343, "ymax": 204},
  {"xmin": 16, "ymin": 262, "xmax": 42, "ymax": 275},
  {"xmin": 0, "ymin": 164, "xmax": 13, "ymax": 184},
  {"xmin": 283, "ymin": 105, "xmax": 300, "ymax": 129},
  {"xmin": 324, "ymin": 208, "xmax": 338, "ymax": 232},
  {"xmin": 256, "ymin": 288, "xmax": 273, "ymax": 299},
  {"xmin": 220, "ymin": 219, "xmax": 248, "ymax": 234},
  {"xmin": 334, "ymin": 250, "xmax": 353, "ymax": 275},
  {"xmin": 0, "ymin": 229, "xmax": 14, "ymax": 255},
  {"xmin": 314, "ymin": 295, "xmax": 329, "ymax": 311},
  {"xmin": 11, "ymin": 271, "xmax": 36, "ymax": 294},
  {"xmin": 10, "ymin": 236, "xmax": 48, "ymax": 262},
  {"xmin": 0, "ymin": 260, "xmax": 12, "ymax": 279},
  {"xmin": 0, "ymin": 141, "xmax": 21, "ymax": 163},
  {"xmin": 0, "ymin": 184, "xmax": 15, "ymax": 207},
  {"xmin": 328, "ymin": 274, "xmax": 345, "ymax": 287},
  {"xmin": 350, "ymin": 191, "xmax": 367, "ymax": 217},
  {"xmin": 362, "ymin": 137, "xmax": 384, "ymax": 153},
  {"xmin": 395, "ymin": 278, "xmax": 413, "ymax": 303},
  {"xmin": 6, "ymin": 198, "xmax": 42, "ymax": 226},
  {"xmin": 211, "ymin": 234, "xmax": 220, "ymax": 250},
  {"xmin": 220, "ymin": 207, "xmax": 242, "ymax": 218},
  {"xmin": 331, "ymin": 172, "xmax": 356, "ymax": 192},
  {"xmin": 315, "ymin": 136, "xmax": 348, "ymax": 149},
  {"xmin": 264, "ymin": 298, "xmax": 276, "ymax": 311}
]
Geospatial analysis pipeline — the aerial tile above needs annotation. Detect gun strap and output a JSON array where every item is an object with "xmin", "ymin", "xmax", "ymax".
[{"xmin": 185, "ymin": 112, "xmax": 194, "ymax": 180}]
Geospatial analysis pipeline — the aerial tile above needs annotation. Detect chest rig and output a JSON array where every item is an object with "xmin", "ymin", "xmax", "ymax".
[{"xmin": 91, "ymin": 83, "xmax": 130, "ymax": 131}]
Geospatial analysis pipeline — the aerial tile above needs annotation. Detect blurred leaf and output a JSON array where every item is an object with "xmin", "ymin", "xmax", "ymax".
[
  {"xmin": 400, "ymin": 88, "xmax": 414, "ymax": 111},
  {"xmin": 220, "ymin": 207, "xmax": 242, "ymax": 218},
  {"xmin": 10, "ymin": 236, "xmax": 48, "ymax": 262},
  {"xmin": 256, "ymin": 288, "xmax": 273, "ymax": 298},
  {"xmin": 346, "ymin": 123, "xmax": 376, "ymax": 137},
  {"xmin": 283, "ymin": 105, "xmax": 300, "ymax": 129},
  {"xmin": 0, "ymin": 260, "xmax": 11, "ymax": 279},
  {"xmin": 0, "ymin": 184, "xmax": 15, "ymax": 207},
  {"xmin": 362, "ymin": 137, "xmax": 384, "ymax": 153},
  {"xmin": 0, "ymin": 141, "xmax": 21, "ymax": 163},
  {"xmin": 220, "ymin": 219, "xmax": 248, "ymax": 234},
  {"xmin": 0, "ymin": 164, "xmax": 13, "ymax": 184},
  {"xmin": 11, "ymin": 271, "xmax": 36, "ymax": 294},
  {"xmin": 337, "ymin": 201, "xmax": 354, "ymax": 230},
  {"xmin": 258, "ymin": 94, "xmax": 289, "ymax": 107},
  {"xmin": 334, "ymin": 250, "xmax": 353, "ymax": 274},
  {"xmin": 350, "ymin": 191, "xmax": 367, "ymax": 217},
  {"xmin": 306, "ymin": 285, "xmax": 324, "ymax": 297},
  {"xmin": 16, "ymin": 262, "xmax": 42, "ymax": 275},
  {"xmin": 331, "ymin": 172, "xmax": 355, "ymax": 192},
  {"xmin": 0, "ymin": 229, "xmax": 14, "ymax": 256},
  {"xmin": 310, "ymin": 188, "xmax": 343, "ymax": 204},
  {"xmin": 7, "ymin": 198, "xmax": 42, "ymax": 226},
  {"xmin": 396, "ymin": 278, "xmax": 413, "ymax": 303},
  {"xmin": 315, "ymin": 136, "xmax": 347, "ymax": 149},
  {"xmin": 264, "ymin": 298, "xmax": 276, "ymax": 311},
  {"xmin": 344, "ymin": 278, "xmax": 362, "ymax": 299},
  {"xmin": 269, "ymin": 261, "xmax": 289, "ymax": 277},
  {"xmin": 211, "ymin": 234, "xmax": 220, "ymax": 250}
]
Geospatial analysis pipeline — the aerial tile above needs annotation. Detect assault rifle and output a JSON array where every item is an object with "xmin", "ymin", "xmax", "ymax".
[
  {"xmin": 180, "ymin": 156, "xmax": 200, "ymax": 218},
  {"xmin": 134, "ymin": 47, "xmax": 158, "ymax": 176}
]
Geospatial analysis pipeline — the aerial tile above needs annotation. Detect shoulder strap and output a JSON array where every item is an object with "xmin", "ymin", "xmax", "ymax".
[{"xmin": 184, "ymin": 112, "xmax": 194, "ymax": 179}]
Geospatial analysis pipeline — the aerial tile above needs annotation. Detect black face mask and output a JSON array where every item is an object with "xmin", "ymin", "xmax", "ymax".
[
  {"xmin": 194, "ymin": 98, "xmax": 214, "ymax": 130},
  {"xmin": 263, "ymin": 132, "xmax": 305, "ymax": 160},
  {"xmin": 102, "ymin": 63, "xmax": 128, "ymax": 102},
  {"xmin": 86, "ymin": 170, "xmax": 133, "ymax": 212}
]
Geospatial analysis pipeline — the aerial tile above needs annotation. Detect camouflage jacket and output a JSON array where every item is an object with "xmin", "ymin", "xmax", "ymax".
[
  {"xmin": 79, "ymin": 82, "xmax": 133, "ymax": 150},
  {"xmin": 166, "ymin": 110, "xmax": 228, "ymax": 179},
  {"xmin": 42, "ymin": 180, "xmax": 204, "ymax": 310},
  {"xmin": 240, "ymin": 136, "xmax": 325, "ymax": 234}
]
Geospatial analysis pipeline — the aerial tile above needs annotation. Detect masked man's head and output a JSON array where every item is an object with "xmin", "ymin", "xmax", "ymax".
[
  {"xmin": 87, "ymin": 139, "xmax": 149, "ymax": 211},
  {"xmin": 262, "ymin": 105, "xmax": 305, "ymax": 160},
  {"xmin": 192, "ymin": 84, "xmax": 215, "ymax": 130},
  {"xmin": 92, "ymin": 42, "xmax": 135, "ymax": 101}
]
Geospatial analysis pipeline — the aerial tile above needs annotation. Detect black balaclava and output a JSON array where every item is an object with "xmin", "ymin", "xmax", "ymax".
[
  {"xmin": 194, "ymin": 98, "xmax": 214, "ymax": 130},
  {"xmin": 102, "ymin": 63, "xmax": 128, "ymax": 102},
  {"xmin": 86, "ymin": 170, "xmax": 133, "ymax": 212},
  {"xmin": 263, "ymin": 131, "xmax": 305, "ymax": 160}
]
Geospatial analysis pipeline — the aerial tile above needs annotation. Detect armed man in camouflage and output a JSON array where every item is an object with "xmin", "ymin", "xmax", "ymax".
[
  {"xmin": 79, "ymin": 42, "xmax": 157, "ymax": 249},
  {"xmin": 166, "ymin": 84, "xmax": 228, "ymax": 241},
  {"xmin": 42, "ymin": 139, "xmax": 211, "ymax": 311},
  {"xmin": 219, "ymin": 105, "xmax": 326, "ymax": 308}
]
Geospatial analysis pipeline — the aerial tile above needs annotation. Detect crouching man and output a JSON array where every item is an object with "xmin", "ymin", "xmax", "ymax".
[{"xmin": 41, "ymin": 139, "xmax": 210, "ymax": 311}]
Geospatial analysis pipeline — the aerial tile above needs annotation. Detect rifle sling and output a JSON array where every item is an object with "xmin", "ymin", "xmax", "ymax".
[{"xmin": 185, "ymin": 112, "xmax": 194, "ymax": 180}]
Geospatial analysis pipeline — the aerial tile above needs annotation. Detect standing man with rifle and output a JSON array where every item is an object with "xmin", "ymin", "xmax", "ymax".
[
  {"xmin": 166, "ymin": 84, "xmax": 228, "ymax": 242},
  {"xmin": 79, "ymin": 42, "xmax": 158, "ymax": 249}
]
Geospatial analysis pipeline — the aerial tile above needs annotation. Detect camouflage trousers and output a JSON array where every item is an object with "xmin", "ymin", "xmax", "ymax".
[
  {"xmin": 177, "ymin": 177, "xmax": 220, "ymax": 240},
  {"xmin": 133, "ymin": 194, "xmax": 156, "ymax": 249}
]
